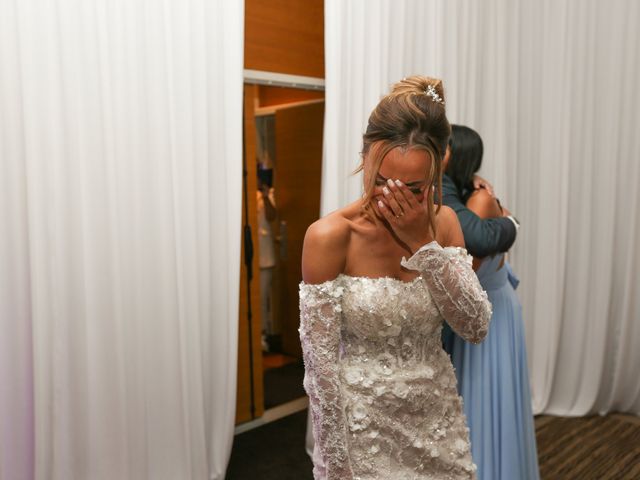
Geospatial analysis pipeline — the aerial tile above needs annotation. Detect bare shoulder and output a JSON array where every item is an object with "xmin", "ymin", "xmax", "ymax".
[
  {"xmin": 466, "ymin": 188, "xmax": 502, "ymax": 219},
  {"xmin": 435, "ymin": 205, "xmax": 465, "ymax": 248},
  {"xmin": 302, "ymin": 210, "xmax": 351, "ymax": 284}
]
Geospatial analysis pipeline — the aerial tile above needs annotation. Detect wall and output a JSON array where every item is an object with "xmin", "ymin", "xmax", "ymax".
[{"xmin": 245, "ymin": 0, "xmax": 324, "ymax": 78}]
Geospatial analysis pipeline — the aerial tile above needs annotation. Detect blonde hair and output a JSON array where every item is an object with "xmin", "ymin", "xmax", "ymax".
[{"xmin": 356, "ymin": 75, "xmax": 451, "ymax": 237}]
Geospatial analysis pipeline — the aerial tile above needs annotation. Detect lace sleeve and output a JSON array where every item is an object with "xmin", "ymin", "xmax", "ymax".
[
  {"xmin": 299, "ymin": 280, "xmax": 353, "ymax": 479},
  {"xmin": 401, "ymin": 241, "xmax": 492, "ymax": 344}
]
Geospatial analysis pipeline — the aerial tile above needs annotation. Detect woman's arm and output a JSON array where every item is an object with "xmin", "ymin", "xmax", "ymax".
[
  {"xmin": 301, "ymin": 216, "xmax": 349, "ymax": 284},
  {"xmin": 466, "ymin": 188, "xmax": 508, "ymax": 269},
  {"xmin": 299, "ymin": 218, "xmax": 353, "ymax": 479},
  {"xmin": 465, "ymin": 188, "xmax": 503, "ymax": 219},
  {"xmin": 440, "ymin": 175, "xmax": 517, "ymax": 257},
  {"xmin": 401, "ymin": 207, "xmax": 492, "ymax": 343}
]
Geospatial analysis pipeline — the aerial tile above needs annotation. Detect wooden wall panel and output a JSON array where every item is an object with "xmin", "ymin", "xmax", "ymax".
[
  {"xmin": 235, "ymin": 85, "xmax": 265, "ymax": 425},
  {"xmin": 245, "ymin": 0, "xmax": 324, "ymax": 78},
  {"xmin": 258, "ymin": 85, "xmax": 324, "ymax": 107}
]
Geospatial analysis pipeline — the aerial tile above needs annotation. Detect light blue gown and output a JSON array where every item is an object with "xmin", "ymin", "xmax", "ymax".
[{"xmin": 443, "ymin": 255, "xmax": 540, "ymax": 480}]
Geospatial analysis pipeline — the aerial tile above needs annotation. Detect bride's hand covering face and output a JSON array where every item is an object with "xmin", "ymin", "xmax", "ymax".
[
  {"xmin": 377, "ymin": 178, "xmax": 434, "ymax": 253},
  {"xmin": 364, "ymin": 146, "xmax": 437, "ymax": 253}
]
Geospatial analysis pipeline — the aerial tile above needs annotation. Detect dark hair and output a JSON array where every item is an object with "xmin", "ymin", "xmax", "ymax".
[
  {"xmin": 356, "ymin": 75, "xmax": 451, "ymax": 235},
  {"xmin": 257, "ymin": 166, "xmax": 273, "ymax": 188},
  {"xmin": 446, "ymin": 125, "xmax": 483, "ymax": 202}
]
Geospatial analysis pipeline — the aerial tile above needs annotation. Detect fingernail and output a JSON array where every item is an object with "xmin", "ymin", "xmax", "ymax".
[
  {"xmin": 377, "ymin": 200, "xmax": 385, "ymax": 208},
  {"xmin": 382, "ymin": 186, "xmax": 390, "ymax": 195},
  {"xmin": 395, "ymin": 179, "xmax": 403, "ymax": 187},
  {"xmin": 387, "ymin": 179, "xmax": 394, "ymax": 187}
]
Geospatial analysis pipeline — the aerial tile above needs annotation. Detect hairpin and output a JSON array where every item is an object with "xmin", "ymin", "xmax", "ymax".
[{"xmin": 425, "ymin": 84, "xmax": 444, "ymax": 105}]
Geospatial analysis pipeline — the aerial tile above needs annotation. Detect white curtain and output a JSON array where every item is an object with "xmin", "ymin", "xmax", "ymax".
[
  {"xmin": 0, "ymin": 0, "xmax": 244, "ymax": 479},
  {"xmin": 323, "ymin": 0, "xmax": 640, "ymax": 416}
]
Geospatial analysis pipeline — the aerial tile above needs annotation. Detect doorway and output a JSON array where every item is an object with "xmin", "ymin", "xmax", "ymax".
[{"xmin": 237, "ymin": 80, "xmax": 324, "ymax": 423}]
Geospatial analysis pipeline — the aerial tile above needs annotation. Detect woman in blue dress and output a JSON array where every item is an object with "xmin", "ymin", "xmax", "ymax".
[{"xmin": 442, "ymin": 125, "xmax": 540, "ymax": 480}]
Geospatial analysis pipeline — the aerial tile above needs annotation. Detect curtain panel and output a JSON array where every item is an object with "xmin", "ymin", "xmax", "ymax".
[
  {"xmin": 0, "ymin": 1, "xmax": 244, "ymax": 479},
  {"xmin": 323, "ymin": 0, "xmax": 640, "ymax": 416}
]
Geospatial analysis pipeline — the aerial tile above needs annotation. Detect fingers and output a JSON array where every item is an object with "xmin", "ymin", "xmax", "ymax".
[
  {"xmin": 392, "ymin": 179, "xmax": 421, "ymax": 210},
  {"xmin": 382, "ymin": 182, "xmax": 405, "ymax": 218},
  {"xmin": 383, "ymin": 179, "xmax": 423, "ymax": 218},
  {"xmin": 386, "ymin": 179, "xmax": 412, "ymax": 213},
  {"xmin": 473, "ymin": 174, "xmax": 495, "ymax": 197},
  {"xmin": 478, "ymin": 181, "xmax": 494, "ymax": 197},
  {"xmin": 377, "ymin": 200, "xmax": 398, "ymax": 223}
]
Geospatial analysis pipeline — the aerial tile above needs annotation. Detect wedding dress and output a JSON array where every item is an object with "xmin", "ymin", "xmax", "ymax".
[{"xmin": 299, "ymin": 242, "xmax": 492, "ymax": 479}]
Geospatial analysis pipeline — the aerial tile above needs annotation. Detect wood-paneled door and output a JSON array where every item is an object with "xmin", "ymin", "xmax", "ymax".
[{"xmin": 273, "ymin": 101, "xmax": 324, "ymax": 358}]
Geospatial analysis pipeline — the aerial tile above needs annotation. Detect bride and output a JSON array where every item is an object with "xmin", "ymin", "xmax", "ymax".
[{"xmin": 299, "ymin": 76, "xmax": 492, "ymax": 479}]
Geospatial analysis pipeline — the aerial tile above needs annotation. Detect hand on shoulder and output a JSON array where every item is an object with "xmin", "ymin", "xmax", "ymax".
[
  {"xmin": 466, "ymin": 188, "xmax": 503, "ymax": 219},
  {"xmin": 435, "ymin": 205, "xmax": 465, "ymax": 248},
  {"xmin": 302, "ymin": 213, "xmax": 350, "ymax": 284}
]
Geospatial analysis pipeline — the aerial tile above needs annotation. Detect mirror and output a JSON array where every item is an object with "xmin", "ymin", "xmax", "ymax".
[{"xmin": 253, "ymin": 85, "xmax": 325, "ymax": 411}]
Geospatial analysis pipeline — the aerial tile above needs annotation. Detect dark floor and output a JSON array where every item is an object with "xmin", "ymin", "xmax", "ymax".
[
  {"xmin": 226, "ymin": 411, "xmax": 640, "ymax": 480},
  {"xmin": 263, "ymin": 361, "xmax": 305, "ymax": 409},
  {"xmin": 226, "ymin": 410, "xmax": 312, "ymax": 480},
  {"xmin": 536, "ymin": 414, "xmax": 640, "ymax": 479}
]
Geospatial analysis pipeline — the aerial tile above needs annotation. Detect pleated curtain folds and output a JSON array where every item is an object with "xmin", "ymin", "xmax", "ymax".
[
  {"xmin": 0, "ymin": 1, "xmax": 244, "ymax": 479},
  {"xmin": 323, "ymin": 0, "xmax": 640, "ymax": 416}
]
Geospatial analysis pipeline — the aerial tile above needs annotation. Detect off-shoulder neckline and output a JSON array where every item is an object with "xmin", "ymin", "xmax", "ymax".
[
  {"xmin": 301, "ymin": 273, "xmax": 423, "ymax": 288},
  {"xmin": 338, "ymin": 273, "xmax": 423, "ymax": 285},
  {"xmin": 299, "ymin": 241, "xmax": 468, "ymax": 289}
]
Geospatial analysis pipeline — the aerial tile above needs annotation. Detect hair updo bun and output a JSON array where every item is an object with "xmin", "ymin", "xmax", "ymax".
[{"xmin": 389, "ymin": 76, "xmax": 446, "ymax": 105}]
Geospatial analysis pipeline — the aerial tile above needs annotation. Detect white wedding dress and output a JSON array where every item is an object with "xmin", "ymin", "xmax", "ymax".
[{"xmin": 299, "ymin": 242, "xmax": 492, "ymax": 479}]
